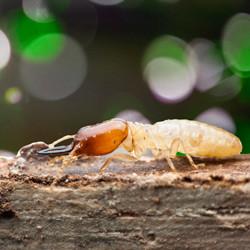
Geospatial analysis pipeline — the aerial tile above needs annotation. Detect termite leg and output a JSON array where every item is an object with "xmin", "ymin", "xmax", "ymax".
[
  {"xmin": 153, "ymin": 147, "xmax": 177, "ymax": 171},
  {"xmin": 186, "ymin": 154, "xmax": 205, "ymax": 169},
  {"xmin": 99, "ymin": 154, "xmax": 137, "ymax": 173},
  {"xmin": 170, "ymin": 138, "xmax": 205, "ymax": 169},
  {"xmin": 165, "ymin": 156, "xmax": 176, "ymax": 171},
  {"xmin": 151, "ymin": 139, "xmax": 177, "ymax": 171},
  {"xmin": 185, "ymin": 154, "xmax": 198, "ymax": 169}
]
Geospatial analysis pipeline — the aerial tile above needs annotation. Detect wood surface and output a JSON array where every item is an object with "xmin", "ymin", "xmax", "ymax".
[{"xmin": 0, "ymin": 142, "xmax": 250, "ymax": 249}]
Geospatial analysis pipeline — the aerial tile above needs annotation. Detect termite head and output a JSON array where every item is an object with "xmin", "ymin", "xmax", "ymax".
[{"xmin": 71, "ymin": 119, "xmax": 128, "ymax": 156}]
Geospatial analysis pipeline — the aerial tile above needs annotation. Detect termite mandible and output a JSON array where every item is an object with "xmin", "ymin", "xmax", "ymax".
[{"xmin": 38, "ymin": 119, "xmax": 242, "ymax": 172}]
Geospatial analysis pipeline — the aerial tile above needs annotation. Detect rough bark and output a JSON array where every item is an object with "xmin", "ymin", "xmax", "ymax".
[{"xmin": 1, "ymin": 146, "xmax": 250, "ymax": 249}]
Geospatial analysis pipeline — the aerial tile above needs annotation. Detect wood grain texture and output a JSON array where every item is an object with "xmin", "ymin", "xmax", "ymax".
[{"xmin": 1, "ymin": 146, "xmax": 250, "ymax": 249}]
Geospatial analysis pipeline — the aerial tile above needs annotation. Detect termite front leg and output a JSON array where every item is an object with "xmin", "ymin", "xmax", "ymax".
[{"xmin": 99, "ymin": 154, "xmax": 137, "ymax": 173}]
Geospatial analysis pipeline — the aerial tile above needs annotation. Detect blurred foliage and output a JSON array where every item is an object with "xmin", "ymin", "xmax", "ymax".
[{"xmin": 8, "ymin": 11, "xmax": 62, "ymax": 59}]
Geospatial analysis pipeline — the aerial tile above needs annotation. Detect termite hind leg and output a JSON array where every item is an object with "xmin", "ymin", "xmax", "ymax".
[
  {"xmin": 185, "ymin": 154, "xmax": 198, "ymax": 169},
  {"xmin": 99, "ymin": 154, "xmax": 137, "ymax": 174},
  {"xmin": 170, "ymin": 138, "xmax": 205, "ymax": 169},
  {"xmin": 186, "ymin": 154, "xmax": 205, "ymax": 169}
]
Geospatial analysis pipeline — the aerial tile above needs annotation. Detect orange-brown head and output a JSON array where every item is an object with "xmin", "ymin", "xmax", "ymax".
[{"xmin": 71, "ymin": 119, "xmax": 128, "ymax": 156}]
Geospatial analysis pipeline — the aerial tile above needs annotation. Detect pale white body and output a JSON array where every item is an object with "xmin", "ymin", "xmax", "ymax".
[{"xmin": 122, "ymin": 119, "xmax": 242, "ymax": 158}]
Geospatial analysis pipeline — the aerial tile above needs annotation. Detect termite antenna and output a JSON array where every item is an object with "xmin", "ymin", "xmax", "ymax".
[{"xmin": 49, "ymin": 135, "xmax": 75, "ymax": 148}]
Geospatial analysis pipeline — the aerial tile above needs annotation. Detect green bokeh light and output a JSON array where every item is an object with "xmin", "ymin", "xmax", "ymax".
[
  {"xmin": 223, "ymin": 13, "xmax": 250, "ymax": 77},
  {"xmin": 239, "ymin": 78, "xmax": 250, "ymax": 102},
  {"xmin": 209, "ymin": 75, "xmax": 242, "ymax": 101},
  {"xmin": 24, "ymin": 33, "xmax": 64, "ymax": 62},
  {"xmin": 8, "ymin": 11, "xmax": 63, "ymax": 61},
  {"xmin": 143, "ymin": 35, "xmax": 189, "ymax": 68},
  {"xmin": 236, "ymin": 119, "xmax": 250, "ymax": 153}
]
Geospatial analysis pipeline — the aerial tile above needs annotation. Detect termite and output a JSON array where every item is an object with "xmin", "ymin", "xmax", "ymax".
[{"xmin": 38, "ymin": 119, "xmax": 242, "ymax": 172}]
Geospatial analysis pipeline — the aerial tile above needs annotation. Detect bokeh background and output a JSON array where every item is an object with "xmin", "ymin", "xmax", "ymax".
[{"xmin": 1, "ymin": 0, "xmax": 250, "ymax": 154}]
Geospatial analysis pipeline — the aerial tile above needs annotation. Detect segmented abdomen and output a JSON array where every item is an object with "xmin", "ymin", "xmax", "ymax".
[{"xmin": 123, "ymin": 120, "xmax": 242, "ymax": 158}]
